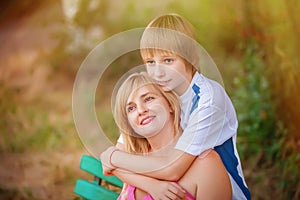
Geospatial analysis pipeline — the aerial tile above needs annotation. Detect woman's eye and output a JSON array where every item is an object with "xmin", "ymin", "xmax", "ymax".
[
  {"xmin": 127, "ymin": 106, "xmax": 135, "ymax": 113},
  {"xmin": 145, "ymin": 96, "xmax": 154, "ymax": 102}
]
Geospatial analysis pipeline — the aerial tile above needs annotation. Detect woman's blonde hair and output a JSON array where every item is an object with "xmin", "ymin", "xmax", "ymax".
[
  {"xmin": 114, "ymin": 72, "xmax": 181, "ymax": 154},
  {"xmin": 140, "ymin": 13, "xmax": 199, "ymax": 74}
]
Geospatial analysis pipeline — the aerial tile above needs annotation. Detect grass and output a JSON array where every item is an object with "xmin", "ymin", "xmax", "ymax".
[{"xmin": 0, "ymin": 100, "xmax": 79, "ymax": 153}]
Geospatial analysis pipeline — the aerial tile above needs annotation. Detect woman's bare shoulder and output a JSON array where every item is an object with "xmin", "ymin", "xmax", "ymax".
[{"xmin": 195, "ymin": 149, "xmax": 223, "ymax": 168}]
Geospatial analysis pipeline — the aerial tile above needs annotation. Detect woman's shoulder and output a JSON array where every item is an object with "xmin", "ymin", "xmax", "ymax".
[{"xmin": 196, "ymin": 149, "xmax": 223, "ymax": 168}]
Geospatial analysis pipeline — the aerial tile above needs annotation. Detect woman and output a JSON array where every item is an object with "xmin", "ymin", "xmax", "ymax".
[{"xmin": 104, "ymin": 72, "xmax": 231, "ymax": 200}]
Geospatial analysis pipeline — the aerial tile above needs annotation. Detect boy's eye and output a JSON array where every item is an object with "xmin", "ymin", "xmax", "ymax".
[
  {"xmin": 164, "ymin": 58, "xmax": 174, "ymax": 64},
  {"xmin": 146, "ymin": 60, "xmax": 156, "ymax": 66}
]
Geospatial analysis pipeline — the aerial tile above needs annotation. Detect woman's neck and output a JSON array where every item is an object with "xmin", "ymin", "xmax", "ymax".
[{"xmin": 147, "ymin": 121, "xmax": 181, "ymax": 152}]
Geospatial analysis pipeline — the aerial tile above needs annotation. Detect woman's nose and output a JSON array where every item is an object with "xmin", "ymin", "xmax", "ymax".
[{"xmin": 137, "ymin": 103, "xmax": 148, "ymax": 115}]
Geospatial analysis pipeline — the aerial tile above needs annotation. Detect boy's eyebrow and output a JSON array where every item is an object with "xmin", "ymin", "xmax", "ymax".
[{"xmin": 143, "ymin": 57, "xmax": 153, "ymax": 60}]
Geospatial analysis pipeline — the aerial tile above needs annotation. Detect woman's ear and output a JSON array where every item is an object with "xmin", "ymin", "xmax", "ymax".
[{"xmin": 169, "ymin": 106, "xmax": 174, "ymax": 114}]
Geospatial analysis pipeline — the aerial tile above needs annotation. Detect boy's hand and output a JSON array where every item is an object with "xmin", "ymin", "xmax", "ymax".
[
  {"xmin": 148, "ymin": 181, "xmax": 187, "ymax": 200},
  {"xmin": 102, "ymin": 163, "xmax": 115, "ymax": 176},
  {"xmin": 100, "ymin": 146, "xmax": 118, "ymax": 175}
]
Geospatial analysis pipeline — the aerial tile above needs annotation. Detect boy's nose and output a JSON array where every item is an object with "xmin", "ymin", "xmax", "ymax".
[{"xmin": 154, "ymin": 64, "xmax": 165, "ymax": 78}]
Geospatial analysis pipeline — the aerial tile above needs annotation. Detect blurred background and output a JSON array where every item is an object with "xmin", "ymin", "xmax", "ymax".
[{"xmin": 0, "ymin": 0, "xmax": 299, "ymax": 199}]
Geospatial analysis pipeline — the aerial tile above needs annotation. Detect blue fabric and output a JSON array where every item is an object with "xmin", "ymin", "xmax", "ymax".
[
  {"xmin": 190, "ymin": 84, "xmax": 200, "ymax": 114},
  {"xmin": 214, "ymin": 138, "xmax": 251, "ymax": 200}
]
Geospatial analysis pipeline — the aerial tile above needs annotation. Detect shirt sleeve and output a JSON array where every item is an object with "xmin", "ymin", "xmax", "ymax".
[
  {"xmin": 117, "ymin": 133, "xmax": 124, "ymax": 144},
  {"xmin": 175, "ymin": 79, "xmax": 229, "ymax": 156},
  {"xmin": 175, "ymin": 103, "xmax": 226, "ymax": 156}
]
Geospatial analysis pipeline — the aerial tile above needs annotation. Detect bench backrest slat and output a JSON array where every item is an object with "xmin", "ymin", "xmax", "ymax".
[
  {"xmin": 80, "ymin": 155, "xmax": 123, "ymax": 188},
  {"xmin": 74, "ymin": 155, "xmax": 124, "ymax": 200}
]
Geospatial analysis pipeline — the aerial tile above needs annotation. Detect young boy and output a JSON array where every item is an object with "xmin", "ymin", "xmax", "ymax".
[{"xmin": 101, "ymin": 13, "xmax": 251, "ymax": 200}]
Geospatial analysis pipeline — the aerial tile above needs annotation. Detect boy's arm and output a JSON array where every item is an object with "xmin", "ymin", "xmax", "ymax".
[
  {"xmin": 115, "ymin": 141, "xmax": 124, "ymax": 150},
  {"xmin": 102, "ymin": 142, "xmax": 186, "ymax": 199},
  {"xmin": 101, "ymin": 103, "xmax": 226, "ymax": 181},
  {"xmin": 111, "ymin": 169, "xmax": 186, "ymax": 200},
  {"xmin": 101, "ymin": 146, "xmax": 196, "ymax": 181}
]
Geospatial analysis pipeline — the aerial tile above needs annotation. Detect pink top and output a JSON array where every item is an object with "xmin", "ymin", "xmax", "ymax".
[{"xmin": 118, "ymin": 183, "xmax": 195, "ymax": 200}]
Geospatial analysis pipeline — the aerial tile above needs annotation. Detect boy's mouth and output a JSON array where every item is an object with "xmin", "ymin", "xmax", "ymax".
[{"xmin": 156, "ymin": 80, "xmax": 171, "ymax": 86}]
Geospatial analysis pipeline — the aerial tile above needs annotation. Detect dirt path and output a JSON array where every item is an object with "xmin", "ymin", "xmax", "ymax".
[
  {"xmin": 0, "ymin": 1, "xmax": 90, "ymax": 199},
  {"xmin": 0, "ymin": 151, "xmax": 87, "ymax": 199}
]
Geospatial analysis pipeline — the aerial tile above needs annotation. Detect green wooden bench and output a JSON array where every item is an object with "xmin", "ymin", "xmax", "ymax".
[{"xmin": 74, "ymin": 155, "xmax": 123, "ymax": 200}]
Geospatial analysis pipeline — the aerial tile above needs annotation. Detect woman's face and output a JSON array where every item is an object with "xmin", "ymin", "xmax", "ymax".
[{"xmin": 126, "ymin": 85, "xmax": 172, "ymax": 138}]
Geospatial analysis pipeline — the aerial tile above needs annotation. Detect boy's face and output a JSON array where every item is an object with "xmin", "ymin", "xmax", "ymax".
[{"xmin": 144, "ymin": 54, "xmax": 192, "ymax": 95}]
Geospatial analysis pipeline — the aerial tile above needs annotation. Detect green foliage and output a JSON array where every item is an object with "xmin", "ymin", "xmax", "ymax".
[
  {"xmin": 232, "ymin": 40, "xmax": 276, "ymax": 159},
  {"xmin": 232, "ymin": 38, "xmax": 300, "ymax": 199}
]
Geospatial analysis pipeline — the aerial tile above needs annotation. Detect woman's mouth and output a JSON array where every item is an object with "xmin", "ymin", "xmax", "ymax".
[{"xmin": 140, "ymin": 116, "xmax": 155, "ymax": 125}]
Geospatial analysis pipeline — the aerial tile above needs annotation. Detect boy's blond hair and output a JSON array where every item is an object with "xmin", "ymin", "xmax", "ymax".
[
  {"xmin": 140, "ymin": 13, "xmax": 199, "ymax": 74},
  {"xmin": 114, "ymin": 72, "xmax": 181, "ymax": 154}
]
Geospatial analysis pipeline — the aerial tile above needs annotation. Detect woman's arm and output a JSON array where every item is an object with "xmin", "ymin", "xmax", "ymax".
[
  {"xmin": 101, "ymin": 146, "xmax": 196, "ymax": 181},
  {"xmin": 193, "ymin": 150, "xmax": 232, "ymax": 199}
]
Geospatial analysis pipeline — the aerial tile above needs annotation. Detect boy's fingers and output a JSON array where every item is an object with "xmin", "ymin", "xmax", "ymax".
[
  {"xmin": 170, "ymin": 182, "xmax": 186, "ymax": 192},
  {"xmin": 169, "ymin": 182, "xmax": 186, "ymax": 199},
  {"xmin": 103, "ymin": 169, "xmax": 115, "ymax": 176}
]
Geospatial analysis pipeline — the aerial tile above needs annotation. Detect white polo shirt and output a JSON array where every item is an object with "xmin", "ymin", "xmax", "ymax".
[{"xmin": 175, "ymin": 72, "xmax": 238, "ymax": 155}]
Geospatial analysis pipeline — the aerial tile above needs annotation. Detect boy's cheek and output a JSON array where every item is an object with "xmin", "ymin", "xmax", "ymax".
[{"xmin": 146, "ymin": 67, "xmax": 155, "ymax": 77}]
